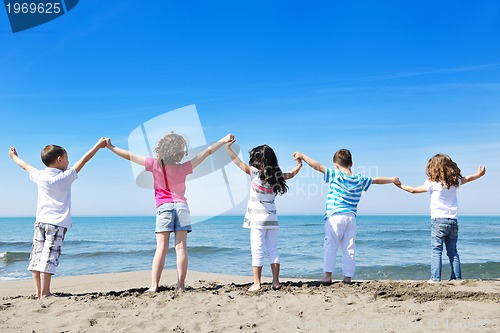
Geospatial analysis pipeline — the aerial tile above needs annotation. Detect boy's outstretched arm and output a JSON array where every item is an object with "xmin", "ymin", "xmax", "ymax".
[
  {"xmin": 106, "ymin": 138, "xmax": 146, "ymax": 166},
  {"xmin": 73, "ymin": 137, "xmax": 107, "ymax": 173},
  {"xmin": 461, "ymin": 165, "xmax": 486, "ymax": 185},
  {"xmin": 9, "ymin": 147, "xmax": 34, "ymax": 174},
  {"xmin": 283, "ymin": 158, "xmax": 302, "ymax": 180},
  {"xmin": 225, "ymin": 139, "xmax": 250, "ymax": 175},
  {"xmin": 191, "ymin": 134, "xmax": 235, "ymax": 169},
  {"xmin": 293, "ymin": 152, "xmax": 326, "ymax": 174}
]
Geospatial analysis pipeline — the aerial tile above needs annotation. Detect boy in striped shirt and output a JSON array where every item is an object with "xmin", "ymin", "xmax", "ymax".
[{"xmin": 293, "ymin": 149, "xmax": 400, "ymax": 284}]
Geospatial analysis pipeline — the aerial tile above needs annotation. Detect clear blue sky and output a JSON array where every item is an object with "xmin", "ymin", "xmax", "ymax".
[{"xmin": 1, "ymin": 0, "xmax": 499, "ymax": 217}]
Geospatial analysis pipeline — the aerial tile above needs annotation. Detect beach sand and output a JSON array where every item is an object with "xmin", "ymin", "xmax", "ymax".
[{"xmin": 1, "ymin": 271, "xmax": 499, "ymax": 332}]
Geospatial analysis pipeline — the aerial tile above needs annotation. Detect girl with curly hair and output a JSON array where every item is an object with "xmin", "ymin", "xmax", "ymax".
[
  {"xmin": 106, "ymin": 132, "xmax": 233, "ymax": 291},
  {"xmin": 396, "ymin": 154, "xmax": 486, "ymax": 283},
  {"xmin": 226, "ymin": 142, "xmax": 302, "ymax": 291}
]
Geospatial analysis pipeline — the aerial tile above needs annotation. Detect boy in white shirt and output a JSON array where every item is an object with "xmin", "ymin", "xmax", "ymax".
[{"xmin": 9, "ymin": 138, "xmax": 106, "ymax": 299}]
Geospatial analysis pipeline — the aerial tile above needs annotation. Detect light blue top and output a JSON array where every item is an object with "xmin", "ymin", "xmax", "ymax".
[{"xmin": 324, "ymin": 167, "xmax": 372, "ymax": 219}]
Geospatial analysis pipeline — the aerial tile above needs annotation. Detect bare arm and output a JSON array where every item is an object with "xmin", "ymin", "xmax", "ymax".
[
  {"xmin": 73, "ymin": 137, "xmax": 107, "ymax": 173},
  {"xmin": 191, "ymin": 134, "xmax": 235, "ymax": 169},
  {"xmin": 225, "ymin": 140, "xmax": 251, "ymax": 175},
  {"xmin": 293, "ymin": 152, "xmax": 326, "ymax": 174},
  {"xmin": 461, "ymin": 165, "xmax": 486, "ymax": 185},
  {"xmin": 283, "ymin": 158, "xmax": 302, "ymax": 180},
  {"xmin": 372, "ymin": 176, "xmax": 401, "ymax": 185},
  {"xmin": 106, "ymin": 138, "xmax": 146, "ymax": 166},
  {"xmin": 395, "ymin": 183, "xmax": 427, "ymax": 194},
  {"xmin": 9, "ymin": 147, "xmax": 34, "ymax": 174}
]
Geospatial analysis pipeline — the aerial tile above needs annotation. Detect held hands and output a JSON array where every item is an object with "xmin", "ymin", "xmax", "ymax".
[
  {"xmin": 97, "ymin": 137, "xmax": 107, "ymax": 149},
  {"xmin": 104, "ymin": 138, "xmax": 114, "ymax": 149},
  {"xmin": 220, "ymin": 133, "xmax": 235, "ymax": 144},
  {"xmin": 224, "ymin": 134, "xmax": 236, "ymax": 149},
  {"xmin": 293, "ymin": 152, "xmax": 303, "ymax": 166},
  {"xmin": 393, "ymin": 177, "xmax": 402, "ymax": 186}
]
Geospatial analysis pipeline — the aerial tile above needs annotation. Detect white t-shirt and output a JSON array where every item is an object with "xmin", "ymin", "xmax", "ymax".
[
  {"xmin": 30, "ymin": 167, "xmax": 78, "ymax": 229},
  {"xmin": 424, "ymin": 179, "xmax": 461, "ymax": 219}
]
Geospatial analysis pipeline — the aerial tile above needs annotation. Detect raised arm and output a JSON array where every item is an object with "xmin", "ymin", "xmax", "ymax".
[
  {"xmin": 461, "ymin": 165, "xmax": 486, "ymax": 185},
  {"xmin": 372, "ymin": 176, "xmax": 401, "ymax": 185},
  {"xmin": 106, "ymin": 138, "xmax": 146, "ymax": 166},
  {"xmin": 73, "ymin": 137, "xmax": 107, "ymax": 173},
  {"xmin": 225, "ymin": 140, "xmax": 250, "ymax": 175},
  {"xmin": 191, "ymin": 134, "xmax": 235, "ymax": 169},
  {"xmin": 283, "ymin": 158, "xmax": 302, "ymax": 180},
  {"xmin": 9, "ymin": 147, "xmax": 34, "ymax": 174},
  {"xmin": 293, "ymin": 152, "xmax": 326, "ymax": 174}
]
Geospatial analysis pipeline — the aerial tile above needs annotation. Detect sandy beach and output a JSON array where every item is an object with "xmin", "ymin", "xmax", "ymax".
[{"xmin": 1, "ymin": 270, "xmax": 499, "ymax": 332}]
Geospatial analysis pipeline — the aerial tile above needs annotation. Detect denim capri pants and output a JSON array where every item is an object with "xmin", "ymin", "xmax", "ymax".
[{"xmin": 155, "ymin": 202, "xmax": 192, "ymax": 233}]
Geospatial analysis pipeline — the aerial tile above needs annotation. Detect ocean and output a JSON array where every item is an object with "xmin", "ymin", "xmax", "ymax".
[{"xmin": 1, "ymin": 215, "xmax": 499, "ymax": 282}]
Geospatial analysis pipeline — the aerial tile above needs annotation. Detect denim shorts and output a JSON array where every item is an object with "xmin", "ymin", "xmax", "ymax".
[{"xmin": 155, "ymin": 202, "xmax": 192, "ymax": 233}]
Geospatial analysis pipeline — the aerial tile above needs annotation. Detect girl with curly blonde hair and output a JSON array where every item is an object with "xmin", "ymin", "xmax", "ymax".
[{"xmin": 396, "ymin": 154, "xmax": 486, "ymax": 283}]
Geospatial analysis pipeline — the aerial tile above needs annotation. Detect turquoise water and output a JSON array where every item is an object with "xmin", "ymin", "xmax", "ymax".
[{"xmin": 1, "ymin": 215, "xmax": 499, "ymax": 281}]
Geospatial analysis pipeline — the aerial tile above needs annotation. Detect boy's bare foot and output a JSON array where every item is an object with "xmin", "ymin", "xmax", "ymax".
[
  {"xmin": 146, "ymin": 288, "xmax": 158, "ymax": 293},
  {"xmin": 272, "ymin": 283, "xmax": 281, "ymax": 290},
  {"xmin": 343, "ymin": 277, "xmax": 352, "ymax": 284},
  {"xmin": 317, "ymin": 277, "xmax": 332, "ymax": 284},
  {"xmin": 248, "ymin": 283, "xmax": 261, "ymax": 292}
]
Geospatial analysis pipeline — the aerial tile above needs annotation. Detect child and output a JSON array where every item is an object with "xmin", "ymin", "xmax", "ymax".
[
  {"xmin": 293, "ymin": 149, "xmax": 400, "ymax": 284},
  {"xmin": 9, "ymin": 138, "xmax": 106, "ymax": 299},
  {"xmin": 106, "ymin": 133, "xmax": 234, "ymax": 291},
  {"xmin": 396, "ymin": 154, "xmax": 486, "ymax": 283},
  {"xmin": 226, "ymin": 141, "xmax": 302, "ymax": 291}
]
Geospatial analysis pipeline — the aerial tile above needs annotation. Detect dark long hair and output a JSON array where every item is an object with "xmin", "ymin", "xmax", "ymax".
[{"xmin": 249, "ymin": 145, "xmax": 288, "ymax": 195}]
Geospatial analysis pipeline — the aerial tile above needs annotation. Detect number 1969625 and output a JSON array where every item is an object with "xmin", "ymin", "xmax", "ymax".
[{"xmin": 5, "ymin": 2, "xmax": 62, "ymax": 14}]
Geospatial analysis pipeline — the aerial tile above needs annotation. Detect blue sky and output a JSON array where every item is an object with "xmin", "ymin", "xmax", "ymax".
[{"xmin": 1, "ymin": 0, "xmax": 499, "ymax": 217}]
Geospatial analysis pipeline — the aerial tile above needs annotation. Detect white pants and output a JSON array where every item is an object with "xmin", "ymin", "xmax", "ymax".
[
  {"xmin": 324, "ymin": 213, "xmax": 356, "ymax": 277},
  {"xmin": 250, "ymin": 228, "xmax": 280, "ymax": 267}
]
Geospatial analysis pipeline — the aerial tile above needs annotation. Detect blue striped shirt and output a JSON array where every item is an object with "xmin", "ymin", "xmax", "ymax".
[{"xmin": 324, "ymin": 167, "xmax": 372, "ymax": 219}]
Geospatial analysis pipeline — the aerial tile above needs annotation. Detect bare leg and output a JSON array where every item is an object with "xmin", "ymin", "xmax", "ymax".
[
  {"xmin": 248, "ymin": 266, "xmax": 263, "ymax": 291},
  {"xmin": 39, "ymin": 272, "xmax": 52, "ymax": 299},
  {"xmin": 149, "ymin": 232, "xmax": 170, "ymax": 292},
  {"xmin": 174, "ymin": 230, "xmax": 188, "ymax": 290},
  {"xmin": 32, "ymin": 271, "xmax": 41, "ymax": 299},
  {"xmin": 271, "ymin": 263, "xmax": 281, "ymax": 290},
  {"xmin": 318, "ymin": 272, "xmax": 332, "ymax": 283}
]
